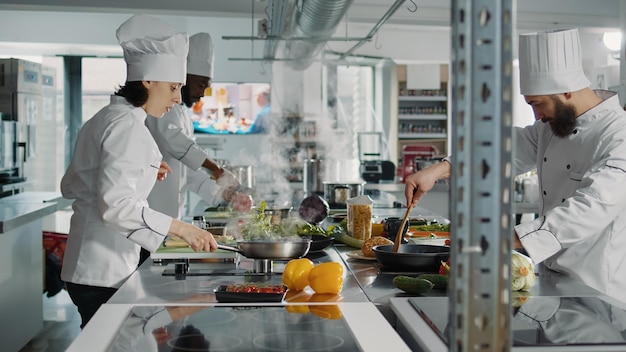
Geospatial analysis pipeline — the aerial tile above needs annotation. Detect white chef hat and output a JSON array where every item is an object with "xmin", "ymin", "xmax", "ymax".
[
  {"xmin": 518, "ymin": 28, "xmax": 591, "ymax": 96},
  {"xmin": 187, "ymin": 32, "xmax": 214, "ymax": 78},
  {"xmin": 116, "ymin": 14, "xmax": 189, "ymax": 83}
]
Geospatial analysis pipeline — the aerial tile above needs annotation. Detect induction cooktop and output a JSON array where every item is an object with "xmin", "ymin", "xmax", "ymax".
[
  {"xmin": 410, "ymin": 296, "xmax": 626, "ymax": 348},
  {"xmin": 107, "ymin": 305, "xmax": 361, "ymax": 352}
]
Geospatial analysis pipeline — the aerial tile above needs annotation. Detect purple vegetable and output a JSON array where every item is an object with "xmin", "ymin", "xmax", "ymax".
[{"xmin": 298, "ymin": 195, "xmax": 330, "ymax": 224}]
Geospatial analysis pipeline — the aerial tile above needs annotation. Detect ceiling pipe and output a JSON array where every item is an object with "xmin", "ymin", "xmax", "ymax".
[
  {"xmin": 283, "ymin": 0, "xmax": 355, "ymax": 70},
  {"xmin": 263, "ymin": 0, "xmax": 297, "ymax": 60}
]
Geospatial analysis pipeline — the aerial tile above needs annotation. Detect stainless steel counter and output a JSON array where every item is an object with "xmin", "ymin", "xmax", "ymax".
[
  {"xmin": 0, "ymin": 192, "xmax": 72, "ymax": 233},
  {"xmin": 0, "ymin": 192, "xmax": 72, "ymax": 351},
  {"xmin": 389, "ymin": 265, "xmax": 622, "ymax": 352},
  {"xmin": 108, "ymin": 246, "xmax": 370, "ymax": 305}
]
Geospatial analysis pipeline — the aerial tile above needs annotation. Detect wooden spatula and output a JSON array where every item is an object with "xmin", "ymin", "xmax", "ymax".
[{"xmin": 392, "ymin": 202, "xmax": 413, "ymax": 252}]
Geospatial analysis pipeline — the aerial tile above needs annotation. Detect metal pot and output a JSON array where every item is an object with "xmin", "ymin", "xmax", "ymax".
[
  {"xmin": 303, "ymin": 159, "xmax": 324, "ymax": 196},
  {"xmin": 263, "ymin": 207, "xmax": 293, "ymax": 226},
  {"xmin": 217, "ymin": 239, "xmax": 311, "ymax": 260},
  {"xmin": 372, "ymin": 244, "xmax": 450, "ymax": 272},
  {"xmin": 323, "ymin": 181, "xmax": 365, "ymax": 208},
  {"xmin": 226, "ymin": 165, "xmax": 255, "ymax": 188}
]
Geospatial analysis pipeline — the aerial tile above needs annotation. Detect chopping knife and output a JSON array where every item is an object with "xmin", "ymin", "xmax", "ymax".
[{"xmin": 392, "ymin": 202, "xmax": 414, "ymax": 252}]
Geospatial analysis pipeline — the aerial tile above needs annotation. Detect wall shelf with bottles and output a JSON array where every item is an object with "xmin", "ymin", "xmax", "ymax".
[{"xmin": 397, "ymin": 88, "xmax": 448, "ymax": 141}]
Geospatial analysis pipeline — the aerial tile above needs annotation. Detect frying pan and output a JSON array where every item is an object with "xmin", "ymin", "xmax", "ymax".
[
  {"xmin": 299, "ymin": 234, "xmax": 334, "ymax": 252},
  {"xmin": 217, "ymin": 239, "xmax": 311, "ymax": 260},
  {"xmin": 372, "ymin": 244, "xmax": 450, "ymax": 272}
]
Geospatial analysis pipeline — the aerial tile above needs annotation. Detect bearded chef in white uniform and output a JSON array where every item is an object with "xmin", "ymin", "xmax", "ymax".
[
  {"xmin": 60, "ymin": 14, "xmax": 218, "ymax": 329},
  {"xmin": 404, "ymin": 28, "xmax": 626, "ymax": 304},
  {"xmin": 146, "ymin": 32, "xmax": 242, "ymax": 220}
]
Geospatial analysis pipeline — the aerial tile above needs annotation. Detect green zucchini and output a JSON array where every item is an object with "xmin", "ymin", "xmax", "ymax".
[
  {"xmin": 417, "ymin": 274, "xmax": 449, "ymax": 290},
  {"xmin": 333, "ymin": 232, "xmax": 365, "ymax": 249},
  {"xmin": 392, "ymin": 275, "xmax": 434, "ymax": 295}
]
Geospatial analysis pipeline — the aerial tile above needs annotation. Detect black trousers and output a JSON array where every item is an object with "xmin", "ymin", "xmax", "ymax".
[
  {"xmin": 138, "ymin": 247, "xmax": 151, "ymax": 268},
  {"xmin": 66, "ymin": 282, "xmax": 117, "ymax": 329}
]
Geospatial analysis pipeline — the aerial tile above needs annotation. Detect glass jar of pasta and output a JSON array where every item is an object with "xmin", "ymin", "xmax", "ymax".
[{"xmin": 346, "ymin": 195, "xmax": 373, "ymax": 241}]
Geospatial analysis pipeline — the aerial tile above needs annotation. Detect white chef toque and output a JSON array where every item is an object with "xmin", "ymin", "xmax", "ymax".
[
  {"xmin": 518, "ymin": 28, "xmax": 591, "ymax": 96},
  {"xmin": 116, "ymin": 14, "xmax": 189, "ymax": 83},
  {"xmin": 187, "ymin": 33, "xmax": 214, "ymax": 78}
]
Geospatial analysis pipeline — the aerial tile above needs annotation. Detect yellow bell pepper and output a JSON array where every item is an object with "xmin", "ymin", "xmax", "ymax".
[
  {"xmin": 282, "ymin": 258, "xmax": 315, "ymax": 291},
  {"xmin": 308, "ymin": 262, "xmax": 344, "ymax": 294}
]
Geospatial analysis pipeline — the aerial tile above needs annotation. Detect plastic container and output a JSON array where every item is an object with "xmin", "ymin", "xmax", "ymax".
[{"xmin": 347, "ymin": 195, "xmax": 373, "ymax": 241}]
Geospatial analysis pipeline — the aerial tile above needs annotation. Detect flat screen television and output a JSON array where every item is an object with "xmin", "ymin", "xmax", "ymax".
[{"xmin": 192, "ymin": 82, "xmax": 270, "ymax": 135}]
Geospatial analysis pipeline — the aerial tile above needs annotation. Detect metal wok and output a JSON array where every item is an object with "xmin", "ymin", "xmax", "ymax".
[
  {"xmin": 217, "ymin": 239, "xmax": 311, "ymax": 260},
  {"xmin": 372, "ymin": 244, "xmax": 450, "ymax": 272}
]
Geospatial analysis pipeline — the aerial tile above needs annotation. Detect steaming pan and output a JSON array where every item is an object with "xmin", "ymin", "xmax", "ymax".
[{"xmin": 218, "ymin": 239, "xmax": 311, "ymax": 260}]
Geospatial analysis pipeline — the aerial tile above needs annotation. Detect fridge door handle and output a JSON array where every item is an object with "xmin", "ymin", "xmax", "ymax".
[{"xmin": 16, "ymin": 142, "xmax": 26, "ymax": 162}]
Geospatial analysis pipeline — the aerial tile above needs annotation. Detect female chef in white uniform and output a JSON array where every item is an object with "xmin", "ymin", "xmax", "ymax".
[
  {"xmin": 403, "ymin": 29, "xmax": 626, "ymax": 304},
  {"xmin": 60, "ymin": 14, "xmax": 218, "ymax": 329}
]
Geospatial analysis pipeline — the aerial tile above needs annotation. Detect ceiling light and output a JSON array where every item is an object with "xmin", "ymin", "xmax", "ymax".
[{"xmin": 603, "ymin": 31, "xmax": 621, "ymax": 52}]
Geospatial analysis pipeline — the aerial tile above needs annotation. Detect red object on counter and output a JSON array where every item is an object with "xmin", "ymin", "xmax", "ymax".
[
  {"xmin": 401, "ymin": 145, "xmax": 436, "ymax": 182},
  {"xmin": 43, "ymin": 231, "xmax": 68, "ymax": 265}
]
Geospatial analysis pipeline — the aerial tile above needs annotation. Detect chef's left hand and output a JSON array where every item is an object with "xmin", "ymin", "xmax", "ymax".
[
  {"xmin": 157, "ymin": 161, "xmax": 173, "ymax": 181},
  {"xmin": 513, "ymin": 231, "xmax": 524, "ymax": 250}
]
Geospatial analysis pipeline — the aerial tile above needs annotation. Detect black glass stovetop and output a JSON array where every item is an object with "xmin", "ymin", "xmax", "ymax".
[
  {"xmin": 107, "ymin": 305, "xmax": 361, "ymax": 352},
  {"xmin": 410, "ymin": 296, "xmax": 626, "ymax": 347}
]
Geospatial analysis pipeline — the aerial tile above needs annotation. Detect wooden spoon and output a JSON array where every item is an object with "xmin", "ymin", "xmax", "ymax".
[{"xmin": 392, "ymin": 202, "xmax": 413, "ymax": 252}]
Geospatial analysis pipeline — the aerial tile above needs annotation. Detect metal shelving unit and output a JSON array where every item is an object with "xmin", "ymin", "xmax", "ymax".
[{"xmin": 448, "ymin": 0, "xmax": 514, "ymax": 351}]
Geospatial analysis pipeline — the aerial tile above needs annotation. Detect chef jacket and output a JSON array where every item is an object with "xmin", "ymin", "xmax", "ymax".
[
  {"xmin": 514, "ymin": 296, "xmax": 626, "ymax": 344},
  {"xmin": 146, "ymin": 104, "xmax": 220, "ymax": 218},
  {"xmin": 60, "ymin": 96, "xmax": 172, "ymax": 289},
  {"xmin": 514, "ymin": 90, "xmax": 626, "ymax": 303}
]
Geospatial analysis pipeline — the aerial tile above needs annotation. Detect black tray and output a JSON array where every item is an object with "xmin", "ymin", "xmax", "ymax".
[{"xmin": 214, "ymin": 285, "xmax": 287, "ymax": 303}]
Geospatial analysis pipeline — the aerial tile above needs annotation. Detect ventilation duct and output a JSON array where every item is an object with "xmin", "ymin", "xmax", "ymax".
[{"xmin": 283, "ymin": 0, "xmax": 355, "ymax": 70}]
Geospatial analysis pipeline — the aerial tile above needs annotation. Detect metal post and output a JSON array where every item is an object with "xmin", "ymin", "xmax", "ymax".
[
  {"xmin": 618, "ymin": 0, "xmax": 626, "ymax": 109},
  {"xmin": 449, "ymin": 0, "xmax": 515, "ymax": 351}
]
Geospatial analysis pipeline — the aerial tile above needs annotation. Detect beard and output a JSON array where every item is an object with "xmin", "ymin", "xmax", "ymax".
[
  {"xmin": 545, "ymin": 97, "xmax": 577, "ymax": 138},
  {"xmin": 181, "ymin": 85, "xmax": 194, "ymax": 108}
]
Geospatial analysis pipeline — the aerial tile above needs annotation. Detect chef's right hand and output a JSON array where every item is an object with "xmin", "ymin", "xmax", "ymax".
[
  {"xmin": 404, "ymin": 161, "xmax": 451, "ymax": 207},
  {"xmin": 169, "ymin": 219, "xmax": 218, "ymax": 252},
  {"xmin": 215, "ymin": 169, "xmax": 241, "ymax": 201},
  {"xmin": 231, "ymin": 192, "xmax": 253, "ymax": 212}
]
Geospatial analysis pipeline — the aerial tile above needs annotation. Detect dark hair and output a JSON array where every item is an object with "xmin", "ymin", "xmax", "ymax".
[{"xmin": 114, "ymin": 81, "xmax": 148, "ymax": 107}]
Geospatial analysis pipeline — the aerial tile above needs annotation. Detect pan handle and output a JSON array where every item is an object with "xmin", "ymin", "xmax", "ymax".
[
  {"xmin": 435, "ymin": 253, "xmax": 450, "ymax": 264},
  {"xmin": 217, "ymin": 244, "xmax": 243, "ymax": 254}
]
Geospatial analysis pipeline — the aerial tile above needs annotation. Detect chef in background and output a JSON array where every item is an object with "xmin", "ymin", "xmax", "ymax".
[
  {"xmin": 404, "ymin": 28, "xmax": 626, "ymax": 304},
  {"xmin": 146, "ymin": 32, "xmax": 244, "ymax": 223},
  {"xmin": 249, "ymin": 86, "xmax": 271, "ymax": 133},
  {"xmin": 60, "ymin": 14, "xmax": 218, "ymax": 329}
]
